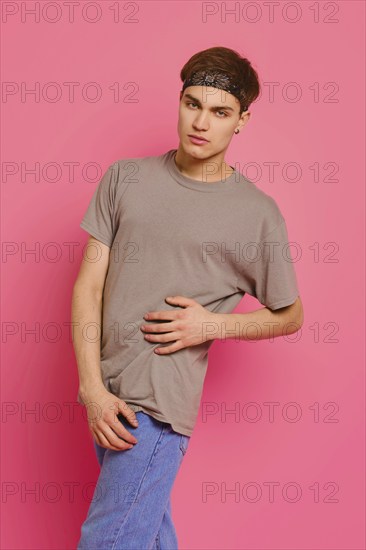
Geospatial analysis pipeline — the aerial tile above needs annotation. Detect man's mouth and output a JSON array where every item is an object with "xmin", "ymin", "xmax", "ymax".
[{"xmin": 188, "ymin": 134, "xmax": 209, "ymax": 144}]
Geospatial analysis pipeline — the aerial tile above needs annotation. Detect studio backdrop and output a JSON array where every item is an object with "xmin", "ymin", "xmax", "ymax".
[{"xmin": 1, "ymin": 1, "xmax": 365, "ymax": 549}]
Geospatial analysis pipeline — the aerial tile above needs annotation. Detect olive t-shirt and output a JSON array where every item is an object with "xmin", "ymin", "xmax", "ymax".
[{"xmin": 76, "ymin": 148, "xmax": 300, "ymax": 436}]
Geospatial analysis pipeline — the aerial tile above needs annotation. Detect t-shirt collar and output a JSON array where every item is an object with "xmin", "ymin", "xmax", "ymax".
[{"xmin": 166, "ymin": 149, "xmax": 241, "ymax": 193}]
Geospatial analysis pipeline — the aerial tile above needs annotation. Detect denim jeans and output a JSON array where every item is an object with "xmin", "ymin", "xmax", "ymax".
[{"xmin": 77, "ymin": 411, "xmax": 190, "ymax": 550}]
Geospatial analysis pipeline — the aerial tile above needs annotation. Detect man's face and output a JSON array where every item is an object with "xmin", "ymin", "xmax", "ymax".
[{"xmin": 178, "ymin": 86, "xmax": 249, "ymax": 158}]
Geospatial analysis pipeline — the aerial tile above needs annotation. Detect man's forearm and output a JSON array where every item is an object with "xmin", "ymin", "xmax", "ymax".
[
  {"xmin": 71, "ymin": 284, "xmax": 105, "ymax": 400},
  {"xmin": 206, "ymin": 299, "xmax": 303, "ymax": 342}
]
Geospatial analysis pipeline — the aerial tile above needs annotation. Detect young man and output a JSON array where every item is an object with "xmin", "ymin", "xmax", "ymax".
[{"xmin": 72, "ymin": 46, "xmax": 303, "ymax": 549}]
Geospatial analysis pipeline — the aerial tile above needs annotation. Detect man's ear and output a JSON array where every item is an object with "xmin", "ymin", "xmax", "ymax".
[{"xmin": 239, "ymin": 111, "xmax": 251, "ymax": 128}]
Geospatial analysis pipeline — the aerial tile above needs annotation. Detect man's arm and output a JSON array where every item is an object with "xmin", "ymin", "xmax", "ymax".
[
  {"xmin": 208, "ymin": 296, "xmax": 304, "ymax": 342},
  {"xmin": 72, "ymin": 235, "xmax": 139, "ymax": 450},
  {"xmin": 72, "ymin": 236, "xmax": 110, "ymax": 400},
  {"xmin": 139, "ymin": 295, "xmax": 303, "ymax": 354}
]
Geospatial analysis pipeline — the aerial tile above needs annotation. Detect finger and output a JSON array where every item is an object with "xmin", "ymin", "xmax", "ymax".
[
  {"xmin": 101, "ymin": 425, "xmax": 136, "ymax": 449},
  {"xmin": 165, "ymin": 296, "xmax": 194, "ymax": 307},
  {"xmin": 144, "ymin": 311, "xmax": 177, "ymax": 321},
  {"xmin": 108, "ymin": 417, "xmax": 139, "ymax": 445},
  {"xmin": 117, "ymin": 403, "xmax": 139, "ymax": 427},
  {"xmin": 94, "ymin": 430, "xmax": 133, "ymax": 451},
  {"xmin": 144, "ymin": 331, "xmax": 179, "ymax": 343},
  {"xmin": 155, "ymin": 342, "xmax": 184, "ymax": 354},
  {"xmin": 141, "ymin": 322, "xmax": 178, "ymax": 333},
  {"xmin": 92, "ymin": 431, "xmax": 103, "ymax": 447}
]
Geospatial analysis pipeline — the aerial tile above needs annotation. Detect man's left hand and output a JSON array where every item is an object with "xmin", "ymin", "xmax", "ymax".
[{"xmin": 140, "ymin": 296, "xmax": 218, "ymax": 354}]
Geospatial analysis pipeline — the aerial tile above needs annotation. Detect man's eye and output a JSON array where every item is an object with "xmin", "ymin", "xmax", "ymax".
[{"xmin": 186, "ymin": 103, "xmax": 228, "ymax": 117}]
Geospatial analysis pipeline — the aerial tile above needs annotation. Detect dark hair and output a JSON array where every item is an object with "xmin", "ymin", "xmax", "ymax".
[{"xmin": 180, "ymin": 46, "xmax": 260, "ymax": 115}]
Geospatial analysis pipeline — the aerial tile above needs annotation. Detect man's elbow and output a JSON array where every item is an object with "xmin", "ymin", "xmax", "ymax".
[{"xmin": 287, "ymin": 296, "xmax": 304, "ymax": 333}]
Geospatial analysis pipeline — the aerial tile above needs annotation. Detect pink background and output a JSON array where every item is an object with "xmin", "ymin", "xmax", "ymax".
[{"xmin": 2, "ymin": 1, "xmax": 365, "ymax": 549}]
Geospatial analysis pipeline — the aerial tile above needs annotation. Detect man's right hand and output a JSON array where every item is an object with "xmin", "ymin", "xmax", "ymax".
[{"xmin": 81, "ymin": 387, "xmax": 139, "ymax": 451}]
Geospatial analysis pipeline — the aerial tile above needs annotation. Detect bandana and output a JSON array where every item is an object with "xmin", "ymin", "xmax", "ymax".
[{"xmin": 181, "ymin": 69, "xmax": 248, "ymax": 111}]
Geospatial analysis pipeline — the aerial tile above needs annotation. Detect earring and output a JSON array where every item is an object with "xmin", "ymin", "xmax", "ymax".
[{"xmin": 234, "ymin": 129, "xmax": 240, "ymax": 134}]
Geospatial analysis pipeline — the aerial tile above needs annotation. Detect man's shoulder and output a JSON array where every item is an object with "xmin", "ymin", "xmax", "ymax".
[
  {"xmin": 111, "ymin": 150, "xmax": 168, "ymax": 171},
  {"xmin": 105, "ymin": 151, "xmax": 168, "ymax": 194},
  {"xmin": 240, "ymin": 175, "xmax": 284, "ymax": 222}
]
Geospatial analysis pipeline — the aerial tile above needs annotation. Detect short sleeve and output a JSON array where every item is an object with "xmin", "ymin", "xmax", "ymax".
[
  {"xmin": 237, "ymin": 218, "xmax": 300, "ymax": 310},
  {"xmin": 79, "ymin": 163, "xmax": 118, "ymax": 248}
]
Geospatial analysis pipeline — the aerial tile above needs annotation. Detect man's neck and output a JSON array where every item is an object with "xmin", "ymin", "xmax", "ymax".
[{"xmin": 174, "ymin": 147, "xmax": 234, "ymax": 183}]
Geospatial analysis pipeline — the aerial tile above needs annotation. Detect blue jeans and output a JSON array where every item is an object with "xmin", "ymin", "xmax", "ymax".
[{"xmin": 77, "ymin": 411, "xmax": 190, "ymax": 549}]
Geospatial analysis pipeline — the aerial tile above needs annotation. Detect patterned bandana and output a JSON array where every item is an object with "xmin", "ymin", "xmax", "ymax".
[{"xmin": 181, "ymin": 69, "xmax": 248, "ymax": 111}]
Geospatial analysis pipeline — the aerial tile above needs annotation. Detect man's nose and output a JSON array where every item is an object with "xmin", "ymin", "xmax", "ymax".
[{"xmin": 192, "ymin": 113, "xmax": 209, "ymax": 131}]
